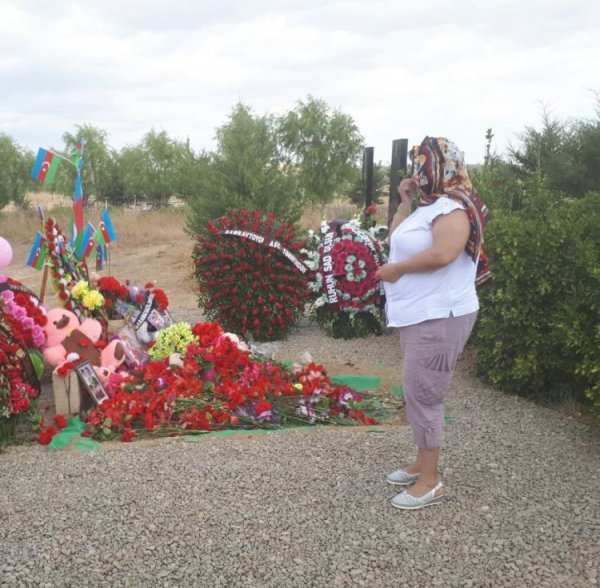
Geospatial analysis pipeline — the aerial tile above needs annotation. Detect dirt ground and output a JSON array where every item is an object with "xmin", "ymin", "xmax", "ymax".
[{"xmin": 5, "ymin": 237, "xmax": 198, "ymax": 309}]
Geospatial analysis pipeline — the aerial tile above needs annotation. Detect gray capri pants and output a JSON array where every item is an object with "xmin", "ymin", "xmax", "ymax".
[{"xmin": 399, "ymin": 312, "xmax": 477, "ymax": 449}]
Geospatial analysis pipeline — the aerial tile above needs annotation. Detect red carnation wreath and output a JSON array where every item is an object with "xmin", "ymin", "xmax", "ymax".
[{"xmin": 193, "ymin": 209, "xmax": 312, "ymax": 341}]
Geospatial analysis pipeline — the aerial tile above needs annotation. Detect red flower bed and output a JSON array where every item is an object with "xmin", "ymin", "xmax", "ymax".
[{"xmin": 82, "ymin": 321, "xmax": 378, "ymax": 441}]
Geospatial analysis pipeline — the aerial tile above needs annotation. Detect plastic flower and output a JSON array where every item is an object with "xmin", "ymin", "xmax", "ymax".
[
  {"xmin": 82, "ymin": 289, "xmax": 105, "ymax": 310},
  {"xmin": 71, "ymin": 280, "xmax": 89, "ymax": 300},
  {"xmin": 149, "ymin": 322, "xmax": 199, "ymax": 360}
]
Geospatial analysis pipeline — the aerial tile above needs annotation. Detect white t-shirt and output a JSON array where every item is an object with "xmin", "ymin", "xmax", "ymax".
[{"xmin": 384, "ymin": 197, "xmax": 479, "ymax": 327}]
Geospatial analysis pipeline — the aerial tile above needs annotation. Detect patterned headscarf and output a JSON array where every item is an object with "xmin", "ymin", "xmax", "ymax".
[{"xmin": 411, "ymin": 137, "xmax": 491, "ymax": 286}]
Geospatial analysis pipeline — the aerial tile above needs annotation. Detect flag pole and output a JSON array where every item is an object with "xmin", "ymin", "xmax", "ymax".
[
  {"xmin": 37, "ymin": 206, "xmax": 49, "ymax": 302},
  {"xmin": 105, "ymin": 200, "xmax": 112, "ymax": 277},
  {"xmin": 48, "ymin": 150, "xmax": 78, "ymax": 169}
]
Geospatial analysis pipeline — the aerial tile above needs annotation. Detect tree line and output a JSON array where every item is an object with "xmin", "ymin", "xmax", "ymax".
[{"xmin": 0, "ymin": 97, "xmax": 364, "ymax": 225}]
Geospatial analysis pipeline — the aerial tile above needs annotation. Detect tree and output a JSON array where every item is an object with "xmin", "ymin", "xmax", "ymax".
[
  {"xmin": 277, "ymin": 96, "xmax": 364, "ymax": 205},
  {"xmin": 51, "ymin": 125, "xmax": 122, "ymax": 204},
  {"xmin": 509, "ymin": 105, "xmax": 600, "ymax": 198},
  {"xmin": 0, "ymin": 134, "xmax": 35, "ymax": 209},
  {"xmin": 188, "ymin": 104, "xmax": 300, "ymax": 234},
  {"xmin": 347, "ymin": 160, "xmax": 388, "ymax": 206},
  {"xmin": 120, "ymin": 130, "xmax": 196, "ymax": 207}
]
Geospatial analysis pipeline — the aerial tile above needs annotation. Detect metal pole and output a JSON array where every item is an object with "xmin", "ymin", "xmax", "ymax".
[
  {"xmin": 388, "ymin": 139, "xmax": 408, "ymax": 224},
  {"xmin": 363, "ymin": 147, "xmax": 374, "ymax": 207}
]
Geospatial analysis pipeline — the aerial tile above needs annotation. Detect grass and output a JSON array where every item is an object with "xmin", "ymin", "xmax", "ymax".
[
  {"xmin": 0, "ymin": 205, "xmax": 190, "ymax": 249},
  {"xmin": 1, "ymin": 195, "xmax": 389, "ymax": 248}
]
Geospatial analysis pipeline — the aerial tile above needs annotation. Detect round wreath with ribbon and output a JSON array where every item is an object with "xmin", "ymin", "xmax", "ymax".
[
  {"xmin": 309, "ymin": 220, "xmax": 387, "ymax": 339},
  {"xmin": 193, "ymin": 209, "xmax": 312, "ymax": 342}
]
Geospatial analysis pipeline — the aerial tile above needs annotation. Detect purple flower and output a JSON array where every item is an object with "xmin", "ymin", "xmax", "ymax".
[{"xmin": 257, "ymin": 410, "xmax": 273, "ymax": 423}]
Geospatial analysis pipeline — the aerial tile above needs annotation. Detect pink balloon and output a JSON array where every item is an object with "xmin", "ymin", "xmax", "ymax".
[{"xmin": 0, "ymin": 237, "xmax": 13, "ymax": 268}]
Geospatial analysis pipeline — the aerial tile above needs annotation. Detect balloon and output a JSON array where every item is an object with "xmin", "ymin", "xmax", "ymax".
[{"xmin": 0, "ymin": 237, "xmax": 13, "ymax": 268}]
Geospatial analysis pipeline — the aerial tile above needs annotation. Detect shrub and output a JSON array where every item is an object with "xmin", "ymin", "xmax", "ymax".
[{"xmin": 473, "ymin": 188, "xmax": 600, "ymax": 407}]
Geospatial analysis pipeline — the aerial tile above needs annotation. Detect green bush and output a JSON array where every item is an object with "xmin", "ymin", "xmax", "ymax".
[{"xmin": 473, "ymin": 187, "xmax": 600, "ymax": 407}]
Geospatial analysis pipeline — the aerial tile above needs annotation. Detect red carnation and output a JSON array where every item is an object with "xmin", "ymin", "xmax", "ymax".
[
  {"xmin": 38, "ymin": 426, "xmax": 57, "ymax": 445},
  {"xmin": 55, "ymin": 415, "xmax": 68, "ymax": 429}
]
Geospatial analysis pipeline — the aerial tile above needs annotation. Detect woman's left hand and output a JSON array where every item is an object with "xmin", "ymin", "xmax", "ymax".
[{"xmin": 375, "ymin": 262, "xmax": 403, "ymax": 283}]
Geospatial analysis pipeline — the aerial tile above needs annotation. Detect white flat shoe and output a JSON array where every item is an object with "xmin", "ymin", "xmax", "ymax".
[
  {"xmin": 387, "ymin": 469, "xmax": 419, "ymax": 486},
  {"xmin": 391, "ymin": 481, "xmax": 444, "ymax": 510}
]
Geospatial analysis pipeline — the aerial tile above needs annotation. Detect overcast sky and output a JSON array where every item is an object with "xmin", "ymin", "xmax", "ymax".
[{"xmin": 1, "ymin": 0, "xmax": 599, "ymax": 164}]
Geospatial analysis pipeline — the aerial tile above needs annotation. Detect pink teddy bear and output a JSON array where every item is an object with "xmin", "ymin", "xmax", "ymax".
[{"xmin": 43, "ymin": 308, "xmax": 125, "ymax": 382}]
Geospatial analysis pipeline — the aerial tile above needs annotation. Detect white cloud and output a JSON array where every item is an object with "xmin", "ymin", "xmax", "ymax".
[{"xmin": 1, "ymin": 0, "xmax": 599, "ymax": 163}]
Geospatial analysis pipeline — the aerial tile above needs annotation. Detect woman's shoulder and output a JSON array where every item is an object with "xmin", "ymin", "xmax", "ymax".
[
  {"xmin": 422, "ymin": 196, "xmax": 464, "ymax": 220},
  {"xmin": 432, "ymin": 196, "xmax": 466, "ymax": 212}
]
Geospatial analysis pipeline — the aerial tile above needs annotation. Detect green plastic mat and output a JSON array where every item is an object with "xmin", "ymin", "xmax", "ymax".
[
  {"xmin": 330, "ymin": 374, "xmax": 381, "ymax": 391},
  {"xmin": 391, "ymin": 385, "xmax": 404, "ymax": 397},
  {"xmin": 48, "ymin": 416, "xmax": 101, "ymax": 452}
]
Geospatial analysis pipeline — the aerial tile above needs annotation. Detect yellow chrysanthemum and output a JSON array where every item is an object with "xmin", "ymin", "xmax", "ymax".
[
  {"xmin": 71, "ymin": 280, "xmax": 89, "ymax": 300},
  {"xmin": 149, "ymin": 323, "xmax": 198, "ymax": 360},
  {"xmin": 82, "ymin": 290, "xmax": 105, "ymax": 310}
]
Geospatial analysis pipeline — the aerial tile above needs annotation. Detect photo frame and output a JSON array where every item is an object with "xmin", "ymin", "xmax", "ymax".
[
  {"xmin": 75, "ymin": 360, "xmax": 109, "ymax": 406},
  {"xmin": 117, "ymin": 324, "xmax": 150, "ymax": 367}
]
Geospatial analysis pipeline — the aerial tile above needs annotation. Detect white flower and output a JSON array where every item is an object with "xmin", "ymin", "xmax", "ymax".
[{"xmin": 314, "ymin": 296, "xmax": 326, "ymax": 307}]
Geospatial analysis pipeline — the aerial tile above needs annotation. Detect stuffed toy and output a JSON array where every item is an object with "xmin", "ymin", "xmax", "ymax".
[{"xmin": 43, "ymin": 308, "xmax": 125, "ymax": 382}]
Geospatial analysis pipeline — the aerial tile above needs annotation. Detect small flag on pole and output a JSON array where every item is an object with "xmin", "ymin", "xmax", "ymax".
[
  {"xmin": 93, "ymin": 245, "xmax": 106, "ymax": 270},
  {"xmin": 26, "ymin": 232, "xmax": 47, "ymax": 270},
  {"xmin": 75, "ymin": 222, "xmax": 94, "ymax": 260},
  {"xmin": 99, "ymin": 208, "xmax": 117, "ymax": 243},
  {"xmin": 31, "ymin": 149, "xmax": 60, "ymax": 184}
]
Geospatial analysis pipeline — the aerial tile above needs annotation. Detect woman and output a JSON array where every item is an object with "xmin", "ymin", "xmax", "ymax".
[{"xmin": 376, "ymin": 137, "xmax": 490, "ymax": 510}]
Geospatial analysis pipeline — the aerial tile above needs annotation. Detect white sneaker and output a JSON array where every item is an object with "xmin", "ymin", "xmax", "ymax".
[
  {"xmin": 386, "ymin": 469, "xmax": 419, "ymax": 486},
  {"xmin": 391, "ymin": 481, "xmax": 444, "ymax": 510}
]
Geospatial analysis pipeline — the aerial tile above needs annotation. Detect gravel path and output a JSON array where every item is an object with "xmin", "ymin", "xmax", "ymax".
[{"xmin": 1, "ymin": 312, "xmax": 599, "ymax": 588}]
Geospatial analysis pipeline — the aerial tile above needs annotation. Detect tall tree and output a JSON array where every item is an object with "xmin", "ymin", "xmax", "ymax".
[
  {"xmin": 120, "ymin": 130, "xmax": 196, "ymax": 207},
  {"xmin": 510, "ymin": 105, "xmax": 600, "ymax": 198},
  {"xmin": 188, "ymin": 104, "xmax": 300, "ymax": 234},
  {"xmin": 52, "ymin": 124, "xmax": 121, "ymax": 204},
  {"xmin": 277, "ymin": 96, "xmax": 364, "ymax": 204},
  {"xmin": 0, "ymin": 134, "xmax": 34, "ymax": 209}
]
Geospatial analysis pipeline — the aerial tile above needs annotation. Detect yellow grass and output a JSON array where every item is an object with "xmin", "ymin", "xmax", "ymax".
[
  {"xmin": 0, "ymin": 207, "xmax": 190, "ymax": 248},
  {"xmin": 1, "ymin": 198, "xmax": 393, "ymax": 249},
  {"xmin": 299, "ymin": 201, "xmax": 360, "ymax": 230}
]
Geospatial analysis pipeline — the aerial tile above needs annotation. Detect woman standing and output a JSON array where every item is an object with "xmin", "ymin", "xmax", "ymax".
[{"xmin": 376, "ymin": 137, "xmax": 490, "ymax": 510}]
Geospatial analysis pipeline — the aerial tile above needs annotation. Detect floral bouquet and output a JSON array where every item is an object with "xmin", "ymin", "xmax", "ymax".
[
  {"xmin": 306, "ymin": 213, "xmax": 388, "ymax": 339},
  {"xmin": 83, "ymin": 321, "xmax": 387, "ymax": 442},
  {"xmin": 44, "ymin": 217, "xmax": 101, "ymax": 321},
  {"xmin": 0, "ymin": 278, "xmax": 46, "ymax": 439},
  {"xmin": 193, "ymin": 209, "xmax": 312, "ymax": 342}
]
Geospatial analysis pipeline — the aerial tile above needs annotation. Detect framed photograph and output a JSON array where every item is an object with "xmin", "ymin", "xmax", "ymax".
[
  {"xmin": 75, "ymin": 360, "xmax": 109, "ymax": 406},
  {"xmin": 117, "ymin": 325, "xmax": 149, "ymax": 367}
]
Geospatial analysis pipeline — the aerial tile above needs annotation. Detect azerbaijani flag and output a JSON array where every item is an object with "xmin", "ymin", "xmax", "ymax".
[
  {"xmin": 31, "ymin": 148, "xmax": 60, "ymax": 184},
  {"xmin": 75, "ymin": 222, "xmax": 94, "ymax": 260},
  {"xmin": 26, "ymin": 232, "xmax": 47, "ymax": 270},
  {"xmin": 99, "ymin": 208, "xmax": 116, "ymax": 243},
  {"xmin": 90, "ymin": 244, "xmax": 106, "ymax": 270}
]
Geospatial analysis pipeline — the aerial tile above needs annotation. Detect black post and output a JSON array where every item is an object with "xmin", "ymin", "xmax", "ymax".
[
  {"xmin": 388, "ymin": 138, "xmax": 408, "ymax": 224},
  {"xmin": 363, "ymin": 147, "xmax": 374, "ymax": 207}
]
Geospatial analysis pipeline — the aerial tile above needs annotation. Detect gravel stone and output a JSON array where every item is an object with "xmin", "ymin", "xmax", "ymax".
[{"xmin": 1, "ymin": 313, "xmax": 599, "ymax": 587}]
